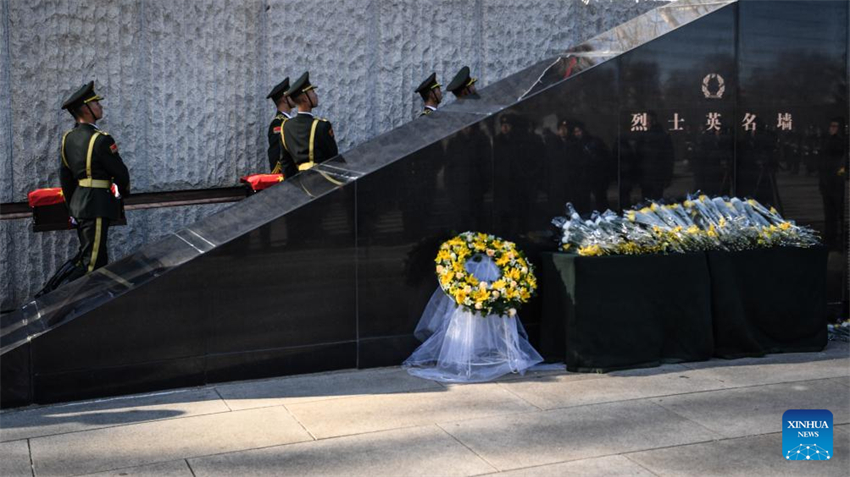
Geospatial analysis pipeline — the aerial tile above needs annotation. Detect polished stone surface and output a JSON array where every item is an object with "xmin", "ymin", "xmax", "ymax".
[
  {"xmin": 355, "ymin": 125, "xmax": 494, "ymax": 345},
  {"xmin": 735, "ymin": 0, "xmax": 849, "ymax": 279},
  {"xmin": 618, "ymin": 3, "xmax": 736, "ymax": 207},
  {"xmin": 205, "ymin": 186, "xmax": 356, "ymax": 354},
  {"xmin": 0, "ymin": 343, "xmax": 30, "ymax": 408},
  {"xmin": 1, "ymin": 0, "xmax": 846, "ymax": 408}
]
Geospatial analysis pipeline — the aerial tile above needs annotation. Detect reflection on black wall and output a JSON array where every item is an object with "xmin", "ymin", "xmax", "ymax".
[
  {"xmin": 618, "ymin": 4, "xmax": 736, "ymax": 208},
  {"xmin": 485, "ymin": 1, "xmax": 846, "ymax": 307},
  {"xmin": 4, "ymin": 1, "xmax": 847, "ymax": 407},
  {"xmin": 736, "ymin": 0, "xmax": 848, "ymax": 304}
]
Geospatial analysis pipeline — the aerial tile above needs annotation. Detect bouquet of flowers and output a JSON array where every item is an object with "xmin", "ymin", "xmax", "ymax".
[
  {"xmin": 828, "ymin": 320, "xmax": 850, "ymax": 342},
  {"xmin": 553, "ymin": 194, "xmax": 820, "ymax": 256}
]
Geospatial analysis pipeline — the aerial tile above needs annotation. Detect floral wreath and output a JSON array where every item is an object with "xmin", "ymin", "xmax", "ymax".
[
  {"xmin": 435, "ymin": 232, "xmax": 537, "ymax": 317},
  {"xmin": 701, "ymin": 73, "xmax": 725, "ymax": 99}
]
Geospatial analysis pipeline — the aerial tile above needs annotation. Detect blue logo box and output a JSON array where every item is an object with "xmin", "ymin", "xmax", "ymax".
[{"xmin": 782, "ymin": 409, "xmax": 833, "ymax": 461}]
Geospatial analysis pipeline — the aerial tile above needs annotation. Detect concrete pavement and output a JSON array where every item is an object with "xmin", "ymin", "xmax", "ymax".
[{"xmin": 1, "ymin": 341, "xmax": 848, "ymax": 476}]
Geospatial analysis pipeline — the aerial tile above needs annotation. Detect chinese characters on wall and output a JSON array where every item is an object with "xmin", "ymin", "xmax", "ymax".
[
  {"xmin": 628, "ymin": 73, "xmax": 795, "ymax": 134},
  {"xmin": 629, "ymin": 111, "xmax": 795, "ymax": 133}
]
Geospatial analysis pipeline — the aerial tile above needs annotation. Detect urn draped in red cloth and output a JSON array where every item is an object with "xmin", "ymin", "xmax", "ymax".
[
  {"xmin": 27, "ymin": 188, "xmax": 65, "ymax": 207},
  {"xmin": 240, "ymin": 173, "xmax": 284, "ymax": 192},
  {"xmin": 28, "ymin": 185, "xmax": 121, "ymax": 207},
  {"xmin": 27, "ymin": 186, "xmax": 125, "ymax": 231}
]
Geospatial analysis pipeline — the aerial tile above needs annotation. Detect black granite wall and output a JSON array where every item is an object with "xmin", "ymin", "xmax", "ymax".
[{"xmin": 2, "ymin": 1, "xmax": 846, "ymax": 408}]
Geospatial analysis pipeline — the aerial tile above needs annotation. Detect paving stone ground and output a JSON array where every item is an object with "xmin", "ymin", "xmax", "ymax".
[{"xmin": 1, "ymin": 341, "xmax": 848, "ymax": 477}]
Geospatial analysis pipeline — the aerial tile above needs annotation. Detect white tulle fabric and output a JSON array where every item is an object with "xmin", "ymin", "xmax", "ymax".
[{"xmin": 404, "ymin": 255, "xmax": 544, "ymax": 383}]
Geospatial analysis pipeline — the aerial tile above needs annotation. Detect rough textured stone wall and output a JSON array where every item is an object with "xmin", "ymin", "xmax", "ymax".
[
  {"xmin": 1, "ymin": 0, "xmax": 13, "ymax": 203},
  {"xmin": 1, "ymin": 0, "xmax": 654, "ymax": 308}
]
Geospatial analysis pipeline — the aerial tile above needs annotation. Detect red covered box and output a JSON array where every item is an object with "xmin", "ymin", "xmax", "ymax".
[
  {"xmin": 240, "ymin": 173, "xmax": 284, "ymax": 192},
  {"xmin": 27, "ymin": 187, "xmax": 126, "ymax": 232}
]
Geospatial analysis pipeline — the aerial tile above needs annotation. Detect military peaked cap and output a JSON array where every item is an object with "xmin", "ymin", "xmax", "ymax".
[
  {"xmin": 285, "ymin": 72, "xmax": 315, "ymax": 98},
  {"xmin": 500, "ymin": 114, "xmax": 516, "ymax": 125},
  {"xmin": 267, "ymin": 77, "xmax": 291, "ymax": 101},
  {"xmin": 446, "ymin": 66, "xmax": 477, "ymax": 94},
  {"xmin": 415, "ymin": 72, "xmax": 441, "ymax": 95},
  {"xmin": 62, "ymin": 81, "xmax": 103, "ymax": 111}
]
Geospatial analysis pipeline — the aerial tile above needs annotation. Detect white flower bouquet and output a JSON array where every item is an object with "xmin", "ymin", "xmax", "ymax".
[{"xmin": 553, "ymin": 194, "xmax": 820, "ymax": 256}]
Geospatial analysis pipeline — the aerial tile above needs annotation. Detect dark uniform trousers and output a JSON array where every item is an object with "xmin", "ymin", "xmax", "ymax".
[
  {"xmin": 75, "ymin": 217, "xmax": 110, "ymax": 274},
  {"xmin": 59, "ymin": 123, "xmax": 130, "ymax": 277}
]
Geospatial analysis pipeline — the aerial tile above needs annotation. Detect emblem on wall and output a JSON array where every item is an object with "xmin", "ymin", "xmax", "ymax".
[{"xmin": 702, "ymin": 73, "xmax": 725, "ymax": 99}]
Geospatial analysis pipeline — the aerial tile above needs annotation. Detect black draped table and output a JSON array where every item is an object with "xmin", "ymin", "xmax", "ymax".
[{"xmin": 540, "ymin": 247, "xmax": 828, "ymax": 372}]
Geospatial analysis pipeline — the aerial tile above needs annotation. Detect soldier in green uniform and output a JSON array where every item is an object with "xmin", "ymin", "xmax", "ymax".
[
  {"xmin": 415, "ymin": 72, "xmax": 442, "ymax": 117},
  {"xmin": 279, "ymin": 72, "xmax": 338, "ymax": 178},
  {"xmin": 57, "ymin": 81, "xmax": 130, "ymax": 280},
  {"xmin": 266, "ymin": 77, "xmax": 296, "ymax": 174},
  {"xmin": 446, "ymin": 66, "xmax": 478, "ymax": 99}
]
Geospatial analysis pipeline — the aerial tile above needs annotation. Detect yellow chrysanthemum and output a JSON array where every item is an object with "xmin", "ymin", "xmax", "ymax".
[
  {"xmin": 436, "ymin": 232, "xmax": 536, "ymax": 315},
  {"xmin": 578, "ymin": 244, "xmax": 603, "ymax": 256},
  {"xmin": 455, "ymin": 290, "xmax": 468, "ymax": 305}
]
